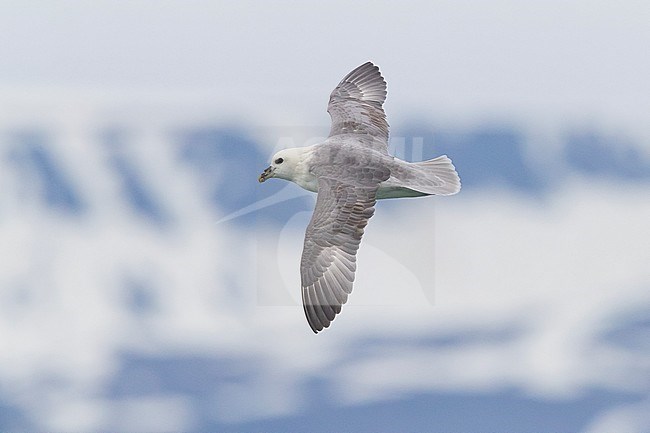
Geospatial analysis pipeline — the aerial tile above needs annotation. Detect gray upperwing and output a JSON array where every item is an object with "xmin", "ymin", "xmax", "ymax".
[
  {"xmin": 300, "ymin": 178, "xmax": 378, "ymax": 333},
  {"xmin": 327, "ymin": 62, "xmax": 389, "ymax": 154},
  {"xmin": 300, "ymin": 149, "xmax": 390, "ymax": 332}
]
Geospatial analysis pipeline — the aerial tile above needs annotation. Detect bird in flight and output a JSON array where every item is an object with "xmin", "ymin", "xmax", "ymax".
[{"xmin": 259, "ymin": 62, "xmax": 460, "ymax": 333}]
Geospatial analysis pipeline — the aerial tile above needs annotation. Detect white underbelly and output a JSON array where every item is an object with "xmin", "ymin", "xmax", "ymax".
[
  {"xmin": 294, "ymin": 175, "xmax": 427, "ymax": 199},
  {"xmin": 376, "ymin": 182, "xmax": 428, "ymax": 199}
]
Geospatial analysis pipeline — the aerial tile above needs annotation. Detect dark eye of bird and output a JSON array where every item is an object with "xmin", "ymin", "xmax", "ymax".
[{"xmin": 275, "ymin": 157, "xmax": 284, "ymax": 164}]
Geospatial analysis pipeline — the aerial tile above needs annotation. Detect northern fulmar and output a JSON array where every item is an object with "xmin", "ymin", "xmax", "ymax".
[{"xmin": 259, "ymin": 62, "xmax": 461, "ymax": 333}]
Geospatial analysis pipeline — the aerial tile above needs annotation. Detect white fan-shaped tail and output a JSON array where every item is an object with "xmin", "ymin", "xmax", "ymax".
[{"xmin": 412, "ymin": 155, "xmax": 461, "ymax": 196}]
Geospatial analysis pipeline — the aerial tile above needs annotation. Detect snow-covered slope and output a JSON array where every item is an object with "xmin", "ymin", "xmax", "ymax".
[{"xmin": 1, "ymin": 106, "xmax": 649, "ymax": 432}]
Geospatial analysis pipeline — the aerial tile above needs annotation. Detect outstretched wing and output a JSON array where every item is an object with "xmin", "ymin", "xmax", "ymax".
[
  {"xmin": 300, "ymin": 177, "xmax": 379, "ymax": 333},
  {"xmin": 327, "ymin": 62, "xmax": 389, "ymax": 153}
]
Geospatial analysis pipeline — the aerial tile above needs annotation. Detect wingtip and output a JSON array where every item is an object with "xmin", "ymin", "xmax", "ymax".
[
  {"xmin": 347, "ymin": 60, "xmax": 382, "ymax": 77},
  {"xmin": 305, "ymin": 306, "xmax": 328, "ymax": 334},
  {"xmin": 307, "ymin": 317, "xmax": 324, "ymax": 334},
  {"xmin": 303, "ymin": 297, "xmax": 325, "ymax": 334}
]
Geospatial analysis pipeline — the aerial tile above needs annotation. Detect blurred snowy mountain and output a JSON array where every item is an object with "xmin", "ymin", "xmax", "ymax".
[
  {"xmin": 6, "ymin": 122, "xmax": 649, "ymax": 223},
  {"xmin": 1, "ymin": 114, "xmax": 649, "ymax": 432}
]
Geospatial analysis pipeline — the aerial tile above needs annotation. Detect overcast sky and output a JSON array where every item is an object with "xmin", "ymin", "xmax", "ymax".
[{"xmin": 2, "ymin": 0, "xmax": 649, "ymax": 136}]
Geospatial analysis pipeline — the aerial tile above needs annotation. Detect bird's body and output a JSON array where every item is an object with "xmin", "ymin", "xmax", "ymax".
[
  {"xmin": 269, "ymin": 138, "xmax": 460, "ymax": 199},
  {"xmin": 259, "ymin": 62, "xmax": 460, "ymax": 333}
]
